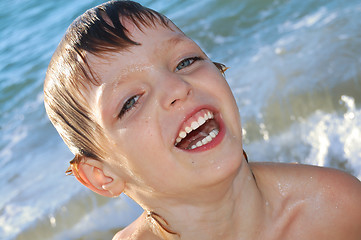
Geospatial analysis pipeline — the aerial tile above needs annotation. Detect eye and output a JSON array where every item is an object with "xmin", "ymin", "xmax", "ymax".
[
  {"xmin": 175, "ymin": 57, "xmax": 201, "ymax": 72},
  {"xmin": 118, "ymin": 95, "xmax": 140, "ymax": 118}
]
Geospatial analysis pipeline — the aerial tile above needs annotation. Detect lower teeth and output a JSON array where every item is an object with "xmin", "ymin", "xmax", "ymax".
[{"xmin": 190, "ymin": 129, "xmax": 219, "ymax": 149}]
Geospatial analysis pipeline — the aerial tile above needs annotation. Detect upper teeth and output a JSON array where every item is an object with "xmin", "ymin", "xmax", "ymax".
[{"xmin": 175, "ymin": 111, "xmax": 214, "ymax": 144}]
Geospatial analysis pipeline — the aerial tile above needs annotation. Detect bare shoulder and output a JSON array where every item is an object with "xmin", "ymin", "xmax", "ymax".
[
  {"xmin": 251, "ymin": 162, "xmax": 361, "ymax": 238},
  {"xmin": 112, "ymin": 212, "xmax": 160, "ymax": 240},
  {"xmin": 112, "ymin": 215, "xmax": 141, "ymax": 240},
  {"xmin": 250, "ymin": 161, "xmax": 361, "ymax": 195},
  {"xmin": 250, "ymin": 162, "xmax": 361, "ymax": 209},
  {"xmin": 251, "ymin": 161, "xmax": 360, "ymax": 181}
]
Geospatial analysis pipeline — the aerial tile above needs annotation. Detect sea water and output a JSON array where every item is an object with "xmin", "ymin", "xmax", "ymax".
[{"xmin": 1, "ymin": 0, "xmax": 361, "ymax": 239}]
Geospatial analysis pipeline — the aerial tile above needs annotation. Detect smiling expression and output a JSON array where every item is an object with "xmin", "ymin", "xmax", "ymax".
[{"xmin": 84, "ymin": 21, "xmax": 244, "ymax": 199}]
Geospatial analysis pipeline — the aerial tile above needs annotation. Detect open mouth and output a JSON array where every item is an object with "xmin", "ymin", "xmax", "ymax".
[{"xmin": 175, "ymin": 109, "xmax": 220, "ymax": 150}]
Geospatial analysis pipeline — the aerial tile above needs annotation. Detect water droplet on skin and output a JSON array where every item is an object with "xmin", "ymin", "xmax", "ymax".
[{"xmin": 278, "ymin": 182, "xmax": 290, "ymax": 196}]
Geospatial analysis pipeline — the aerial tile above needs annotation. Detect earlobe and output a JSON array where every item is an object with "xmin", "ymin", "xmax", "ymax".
[{"xmin": 73, "ymin": 158, "xmax": 125, "ymax": 198}]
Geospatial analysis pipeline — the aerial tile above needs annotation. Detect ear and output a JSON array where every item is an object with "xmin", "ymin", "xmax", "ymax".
[{"xmin": 73, "ymin": 158, "xmax": 125, "ymax": 198}]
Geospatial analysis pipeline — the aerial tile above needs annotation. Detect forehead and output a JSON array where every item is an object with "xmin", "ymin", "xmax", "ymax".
[{"xmin": 87, "ymin": 23, "xmax": 194, "ymax": 83}]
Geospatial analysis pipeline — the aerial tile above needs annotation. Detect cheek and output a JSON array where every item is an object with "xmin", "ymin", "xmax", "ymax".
[
  {"xmin": 198, "ymin": 67, "xmax": 239, "ymax": 111},
  {"xmin": 197, "ymin": 65, "xmax": 232, "ymax": 93},
  {"xmin": 200, "ymin": 67, "xmax": 242, "ymax": 133},
  {"xmin": 118, "ymin": 120, "xmax": 178, "ymax": 186},
  {"xmin": 120, "ymin": 117, "xmax": 163, "ymax": 164}
]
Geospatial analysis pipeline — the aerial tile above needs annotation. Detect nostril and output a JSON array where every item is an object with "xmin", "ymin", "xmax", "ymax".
[
  {"xmin": 187, "ymin": 89, "xmax": 192, "ymax": 96},
  {"xmin": 168, "ymin": 85, "xmax": 192, "ymax": 107}
]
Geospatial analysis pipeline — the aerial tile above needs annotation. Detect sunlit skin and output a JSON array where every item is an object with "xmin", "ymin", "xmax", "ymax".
[{"xmin": 75, "ymin": 21, "xmax": 361, "ymax": 240}]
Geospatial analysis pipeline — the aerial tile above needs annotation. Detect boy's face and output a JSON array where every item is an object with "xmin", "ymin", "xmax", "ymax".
[{"xmin": 86, "ymin": 21, "xmax": 244, "ymax": 199}]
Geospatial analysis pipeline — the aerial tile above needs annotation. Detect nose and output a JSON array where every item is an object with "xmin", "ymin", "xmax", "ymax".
[{"xmin": 157, "ymin": 73, "xmax": 192, "ymax": 109}]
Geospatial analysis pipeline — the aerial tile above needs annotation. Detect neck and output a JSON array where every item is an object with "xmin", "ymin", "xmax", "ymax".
[{"xmin": 140, "ymin": 163, "xmax": 267, "ymax": 240}]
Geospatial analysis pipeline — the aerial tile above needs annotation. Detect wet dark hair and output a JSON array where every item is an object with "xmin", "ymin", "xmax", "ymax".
[
  {"xmin": 44, "ymin": 0, "xmax": 171, "ymax": 172},
  {"xmin": 68, "ymin": 0, "xmax": 170, "ymax": 55}
]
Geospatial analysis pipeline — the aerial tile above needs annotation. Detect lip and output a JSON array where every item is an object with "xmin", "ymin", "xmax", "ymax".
[{"xmin": 174, "ymin": 105, "xmax": 225, "ymax": 152}]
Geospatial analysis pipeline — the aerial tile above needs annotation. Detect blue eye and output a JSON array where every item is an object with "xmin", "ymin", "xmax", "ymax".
[
  {"xmin": 175, "ymin": 57, "xmax": 201, "ymax": 72},
  {"xmin": 119, "ymin": 95, "xmax": 140, "ymax": 118}
]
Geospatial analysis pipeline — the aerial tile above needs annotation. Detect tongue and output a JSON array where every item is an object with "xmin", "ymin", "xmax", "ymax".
[{"xmin": 176, "ymin": 119, "xmax": 218, "ymax": 149}]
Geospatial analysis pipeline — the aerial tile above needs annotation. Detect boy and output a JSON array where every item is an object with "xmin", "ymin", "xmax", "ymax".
[{"xmin": 44, "ymin": 1, "xmax": 361, "ymax": 239}]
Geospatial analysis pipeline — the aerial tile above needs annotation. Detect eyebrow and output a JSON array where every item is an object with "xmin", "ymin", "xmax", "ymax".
[
  {"xmin": 162, "ymin": 33, "xmax": 192, "ymax": 53},
  {"xmin": 166, "ymin": 34, "xmax": 187, "ymax": 46},
  {"xmin": 150, "ymin": 35, "xmax": 193, "ymax": 67}
]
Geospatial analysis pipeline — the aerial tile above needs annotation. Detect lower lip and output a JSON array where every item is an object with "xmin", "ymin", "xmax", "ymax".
[{"xmin": 182, "ymin": 114, "xmax": 225, "ymax": 153}]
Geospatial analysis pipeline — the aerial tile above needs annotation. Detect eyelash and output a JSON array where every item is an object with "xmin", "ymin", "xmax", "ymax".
[
  {"xmin": 175, "ymin": 56, "xmax": 202, "ymax": 72},
  {"xmin": 118, "ymin": 95, "xmax": 141, "ymax": 119}
]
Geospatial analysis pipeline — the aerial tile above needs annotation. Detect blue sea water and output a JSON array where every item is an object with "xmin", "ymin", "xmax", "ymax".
[{"xmin": 1, "ymin": 0, "xmax": 361, "ymax": 239}]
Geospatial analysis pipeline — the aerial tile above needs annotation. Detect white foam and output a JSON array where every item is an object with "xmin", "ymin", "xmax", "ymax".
[
  {"xmin": 280, "ymin": 7, "xmax": 328, "ymax": 31},
  {"xmin": 0, "ymin": 126, "xmax": 28, "ymax": 167},
  {"xmin": 0, "ymin": 204, "xmax": 39, "ymax": 239},
  {"xmin": 247, "ymin": 95, "xmax": 361, "ymax": 180}
]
